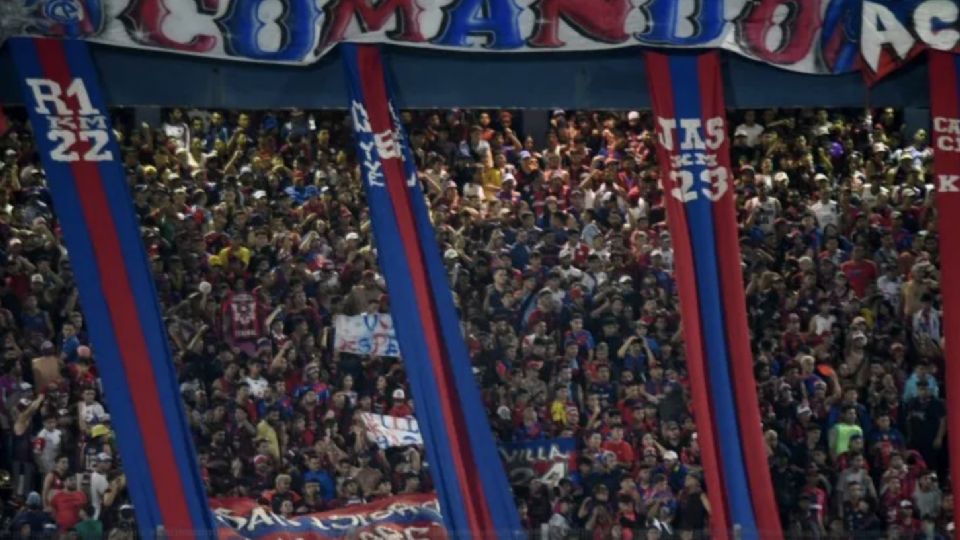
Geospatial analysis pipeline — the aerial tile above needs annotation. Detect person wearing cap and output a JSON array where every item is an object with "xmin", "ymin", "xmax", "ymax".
[
  {"xmin": 653, "ymin": 449, "xmax": 688, "ymax": 494},
  {"xmin": 789, "ymin": 491, "xmax": 826, "ymax": 537},
  {"xmin": 913, "ymin": 470, "xmax": 942, "ymax": 520},
  {"xmin": 388, "ymin": 388, "xmax": 412, "ymax": 417},
  {"xmin": 903, "ymin": 376, "xmax": 947, "ymax": 467},
  {"xmin": 894, "ymin": 498, "xmax": 922, "ymax": 535},
  {"xmin": 89, "ymin": 453, "xmax": 113, "ymax": 519},
  {"xmin": 10, "ymin": 491, "xmax": 55, "ymax": 535}
]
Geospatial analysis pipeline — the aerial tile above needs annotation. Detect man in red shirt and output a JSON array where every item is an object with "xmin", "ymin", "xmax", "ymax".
[
  {"xmin": 388, "ymin": 388, "xmax": 413, "ymax": 417},
  {"xmin": 602, "ymin": 425, "xmax": 635, "ymax": 467},
  {"xmin": 840, "ymin": 245, "xmax": 878, "ymax": 297},
  {"xmin": 49, "ymin": 473, "xmax": 88, "ymax": 531}
]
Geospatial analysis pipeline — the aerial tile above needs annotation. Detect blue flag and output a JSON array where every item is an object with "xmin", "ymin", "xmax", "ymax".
[
  {"xmin": 8, "ymin": 37, "xmax": 214, "ymax": 539},
  {"xmin": 341, "ymin": 43, "xmax": 523, "ymax": 539}
]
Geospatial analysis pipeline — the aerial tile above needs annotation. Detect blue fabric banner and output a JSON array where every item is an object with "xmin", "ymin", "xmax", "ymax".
[
  {"xmin": 341, "ymin": 43, "xmax": 523, "ymax": 539},
  {"xmin": 645, "ymin": 50, "xmax": 782, "ymax": 539},
  {"xmin": 8, "ymin": 37, "xmax": 214, "ymax": 539}
]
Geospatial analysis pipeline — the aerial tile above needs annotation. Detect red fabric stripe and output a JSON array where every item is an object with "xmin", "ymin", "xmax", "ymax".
[
  {"xmin": 34, "ymin": 39, "xmax": 197, "ymax": 538},
  {"xmin": 699, "ymin": 52, "xmax": 783, "ymax": 539},
  {"xmin": 928, "ymin": 49, "xmax": 960, "ymax": 530},
  {"xmin": 355, "ymin": 45, "xmax": 494, "ymax": 536},
  {"xmin": 0, "ymin": 105, "xmax": 9, "ymax": 136},
  {"xmin": 645, "ymin": 51, "xmax": 730, "ymax": 540}
]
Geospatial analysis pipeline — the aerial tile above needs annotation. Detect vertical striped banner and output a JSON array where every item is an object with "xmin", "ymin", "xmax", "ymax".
[
  {"xmin": 0, "ymin": 105, "xmax": 9, "ymax": 136},
  {"xmin": 341, "ymin": 44, "xmax": 523, "ymax": 539},
  {"xmin": 8, "ymin": 38, "xmax": 214, "ymax": 539},
  {"xmin": 928, "ymin": 49, "xmax": 960, "ymax": 527},
  {"xmin": 644, "ymin": 50, "xmax": 782, "ymax": 539}
]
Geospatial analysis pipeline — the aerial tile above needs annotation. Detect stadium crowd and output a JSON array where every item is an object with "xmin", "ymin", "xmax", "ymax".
[{"xmin": 0, "ymin": 104, "xmax": 951, "ymax": 539}]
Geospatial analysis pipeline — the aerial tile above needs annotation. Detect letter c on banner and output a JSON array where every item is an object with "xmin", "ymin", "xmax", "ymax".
[
  {"xmin": 914, "ymin": 0, "xmax": 960, "ymax": 50},
  {"xmin": 120, "ymin": 0, "xmax": 219, "ymax": 52},
  {"xmin": 860, "ymin": 2, "xmax": 917, "ymax": 72}
]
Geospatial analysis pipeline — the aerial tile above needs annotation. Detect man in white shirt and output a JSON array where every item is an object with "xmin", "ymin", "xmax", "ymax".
[
  {"xmin": 745, "ymin": 184, "xmax": 781, "ymax": 234},
  {"xmin": 89, "ymin": 453, "xmax": 112, "ymax": 519},
  {"xmin": 556, "ymin": 253, "xmax": 583, "ymax": 282},
  {"xmin": 243, "ymin": 362, "xmax": 269, "ymax": 399},
  {"xmin": 810, "ymin": 300, "xmax": 838, "ymax": 336},
  {"xmin": 78, "ymin": 388, "xmax": 106, "ymax": 432},
  {"xmin": 580, "ymin": 254, "xmax": 608, "ymax": 294},
  {"xmin": 912, "ymin": 294, "xmax": 942, "ymax": 347},
  {"xmin": 546, "ymin": 499, "xmax": 572, "ymax": 540},
  {"xmin": 161, "ymin": 107, "xmax": 190, "ymax": 150},
  {"xmin": 658, "ymin": 231, "xmax": 675, "ymax": 273},
  {"xmin": 735, "ymin": 110, "xmax": 765, "ymax": 147},
  {"xmin": 877, "ymin": 264, "xmax": 903, "ymax": 312},
  {"xmin": 809, "ymin": 185, "xmax": 839, "ymax": 232},
  {"xmin": 34, "ymin": 416, "xmax": 62, "ymax": 474}
]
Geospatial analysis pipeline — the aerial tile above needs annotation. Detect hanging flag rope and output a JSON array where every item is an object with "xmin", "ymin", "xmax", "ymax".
[
  {"xmin": 341, "ymin": 43, "xmax": 524, "ymax": 539},
  {"xmin": 644, "ymin": 50, "xmax": 783, "ymax": 540},
  {"xmin": 8, "ymin": 37, "xmax": 215, "ymax": 539}
]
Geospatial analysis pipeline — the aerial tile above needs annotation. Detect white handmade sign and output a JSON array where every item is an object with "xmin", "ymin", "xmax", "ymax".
[
  {"xmin": 361, "ymin": 413, "xmax": 422, "ymax": 449},
  {"xmin": 333, "ymin": 314, "xmax": 400, "ymax": 357}
]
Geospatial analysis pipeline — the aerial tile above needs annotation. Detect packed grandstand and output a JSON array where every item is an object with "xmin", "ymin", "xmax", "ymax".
[{"xmin": 0, "ymin": 106, "xmax": 949, "ymax": 539}]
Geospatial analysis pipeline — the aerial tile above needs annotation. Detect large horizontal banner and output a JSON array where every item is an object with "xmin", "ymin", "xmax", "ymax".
[
  {"xmin": 497, "ymin": 438, "xmax": 575, "ymax": 488},
  {"xmin": 333, "ymin": 314, "xmax": 399, "ymax": 357},
  {"xmin": 2, "ymin": 0, "xmax": 956, "ymax": 79},
  {"xmin": 361, "ymin": 412, "xmax": 423, "ymax": 449},
  {"xmin": 211, "ymin": 493, "xmax": 446, "ymax": 539}
]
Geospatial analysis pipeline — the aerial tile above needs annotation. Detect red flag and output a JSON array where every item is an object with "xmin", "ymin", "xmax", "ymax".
[
  {"xmin": 928, "ymin": 49, "xmax": 960, "ymax": 531},
  {"xmin": 0, "ymin": 105, "xmax": 9, "ymax": 136}
]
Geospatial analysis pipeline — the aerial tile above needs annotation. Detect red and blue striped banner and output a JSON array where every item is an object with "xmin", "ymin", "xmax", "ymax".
[
  {"xmin": 645, "ymin": 50, "xmax": 782, "ymax": 540},
  {"xmin": 341, "ymin": 44, "xmax": 523, "ymax": 539},
  {"xmin": 8, "ymin": 38, "xmax": 214, "ymax": 539},
  {"xmin": 928, "ymin": 49, "xmax": 960, "ymax": 529}
]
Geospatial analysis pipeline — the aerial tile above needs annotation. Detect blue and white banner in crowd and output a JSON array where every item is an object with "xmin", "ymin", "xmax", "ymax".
[
  {"xmin": 341, "ymin": 43, "xmax": 523, "ymax": 539},
  {"xmin": 7, "ymin": 37, "xmax": 214, "ymax": 539},
  {"xmin": 2, "ymin": 0, "xmax": 955, "ymax": 79},
  {"xmin": 212, "ymin": 493, "xmax": 446, "ymax": 540},
  {"xmin": 361, "ymin": 413, "xmax": 423, "ymax": 449},
  {"xmin": 498, "ymin": 438, "xmax": 575, "ymax": 488},
  {"xmin": 333, "ymin": 313, "xmax": 400, "ymax": 357}
]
